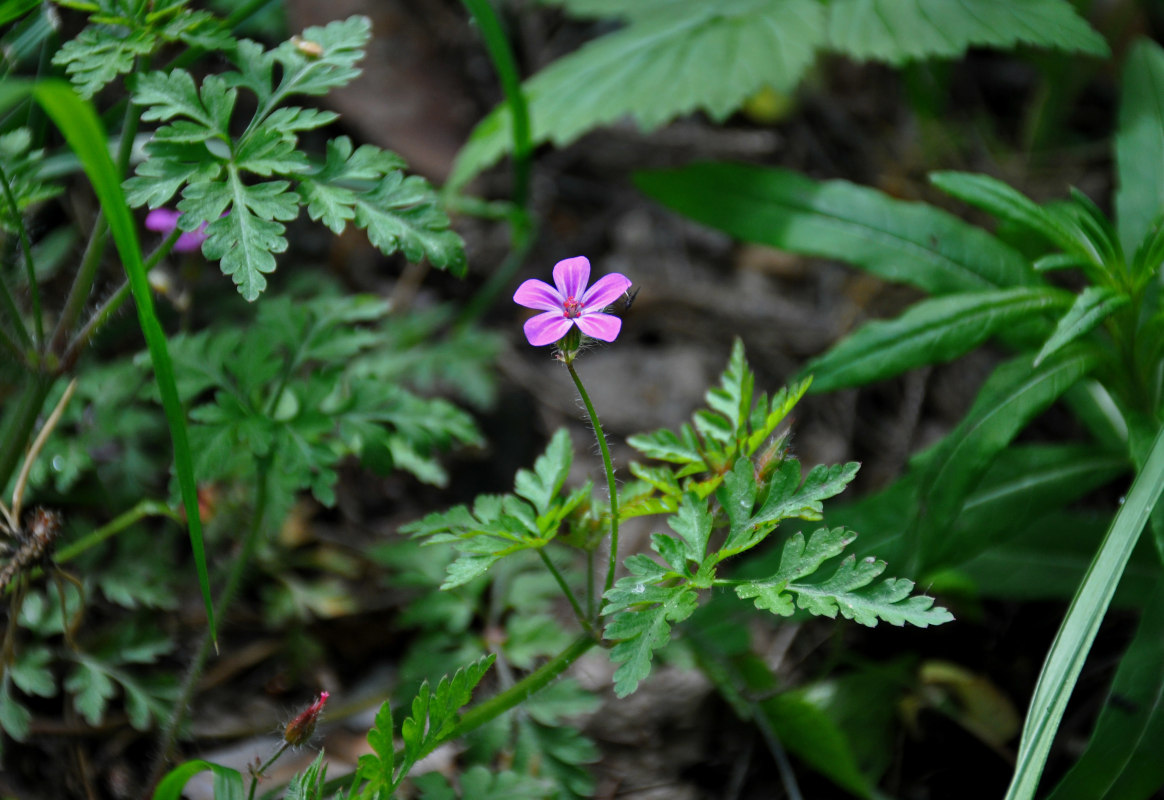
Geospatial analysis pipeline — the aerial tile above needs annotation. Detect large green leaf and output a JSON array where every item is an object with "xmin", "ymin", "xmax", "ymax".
[
  {"xmin": 827, "ymin": 0, "xmax": 1108, "ymax": 65},
  {"xmin": 449, "ymin": 0, "xmax": 826, "ymax": 189},
  {"xmin": 635, "ymin": 162, "xmax": 1036, "ymax": 294},
  {"xmin": 943, "ymin": 445, "xmax": 1128, "ymax": 567},
  {"xmin": 804, "ymin": 287, "xmax": 1070, "ymax": 392},
  {"xmin": 913, "ymin": 345, "xmax": 1100, "ymax": 570},
  {"xmin": 956, "ymin": 512, "xmax": 1161, "ymax": 608},
  {"xmin": 930, "ymin": 171, "xmax": 1089, "ymax": 259},
  {"xmin": 152, "ymin": 760, "xmax": 244, "ymax": 800},
  {"xmin": 1033, "ymin": 286, "xmax": 1129, "ymax": 367},
  {"xmin": 1115, "ymin": 39, "xmax": 1164, "ymax": 258},
  {"xmin": 1047, "ymin": 587, "xmax": 1164, "ymax": 800},
  {"xmin": 1005, "ymin": 424, "xmax": 1164, "ymax": 800}
]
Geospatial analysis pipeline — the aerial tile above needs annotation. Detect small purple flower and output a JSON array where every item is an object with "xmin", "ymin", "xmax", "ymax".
[
  {"xmin": 145, "ymin": 208, "xmax": 208, "ymax": 253},
  {"xmin": 513, "ymin": 256, "xmax": 632, "ymax": 347}
]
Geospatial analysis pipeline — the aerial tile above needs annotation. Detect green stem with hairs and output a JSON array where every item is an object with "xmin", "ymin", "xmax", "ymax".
[
  {"xmin": 428, "ymin": 634, "xmax": 596, "ymax": 750},
  {"xmin": 566, "ymin": 361, "xmax": 620, "ymax": 599}
]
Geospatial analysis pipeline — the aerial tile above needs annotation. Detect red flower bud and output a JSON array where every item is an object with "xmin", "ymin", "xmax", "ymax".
[{"xmin": 283, "ymin": 691, "xmax": 328, "ymax": 746}]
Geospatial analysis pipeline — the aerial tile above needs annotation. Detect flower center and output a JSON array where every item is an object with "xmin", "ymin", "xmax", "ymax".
[{"xmin": 562, "ymin": 296, "xmax": 582, "ymax": 318}]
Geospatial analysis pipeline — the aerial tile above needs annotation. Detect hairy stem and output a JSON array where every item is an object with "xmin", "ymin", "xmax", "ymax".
[
  {"xmin": 567, "ymin": 362, "xmax": 620, "ymax": 600},
  {"xmin": 61, "ymin": 226, "xmax": 182, "ymax": 371},
  {"xmin": 427, "ymin": 634, "xmax": 596, "ymax": 754}
]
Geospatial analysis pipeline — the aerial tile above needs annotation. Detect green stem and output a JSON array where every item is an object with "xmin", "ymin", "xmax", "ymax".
[
  {"xmin": 60, "ymin": 227, "xmax": 182, "ymax": 371},
  {"xmin": 586, "ymin": 549, "xmax": 594, "ymax": 619},
  {"xmin": 459, "ymin": 0, "xmax": 531, "ymax": 210},
  {"xmin": 55, "ymin": 500, "xmax": 181, "ymax": 565},
  {"xmin": 146, "ymin": 461, "xmax": 272, "ymax": 792},
  {"xmin": 0, "ymin": 372, "xmax": 53, "ymax": 492},
  {"xmin": 248, "ymin": 741, "xmax": 291, "ymax": 800},
  {"xmin": 567, "ymin": 361, "xmax": 620, "ymax": 598},
  {"xmin": 426, "ymin": 634, "xmax": 596, "ymax": 753},
  {"xmin": 0, "ymin": 162, "xmax": 41, "ymax": 349},
  {"xmin": 537, "ymin": 549, "xmax": 596, "ymax": 639}
]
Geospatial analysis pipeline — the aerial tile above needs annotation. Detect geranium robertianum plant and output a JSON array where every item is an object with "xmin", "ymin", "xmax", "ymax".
[
  {"xmin": 633, "ymin": 36, "xmax": 1164, "ymax": 800},
  {"xmin": 155, "ymin": 255, "xmax": 951, "ymax": 797}
]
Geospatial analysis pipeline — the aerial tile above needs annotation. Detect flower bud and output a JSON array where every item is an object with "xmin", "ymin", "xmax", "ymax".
[{"xmin": 284, "ymin": 691, "xmax": 328, "ymax": 746}]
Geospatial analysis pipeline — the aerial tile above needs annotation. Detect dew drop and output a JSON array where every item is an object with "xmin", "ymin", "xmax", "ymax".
[
  {"xmin": 52, "ymin": 456, "xmax": 64, "ymax": 471},
  {"xmin": 631, "ymin": 584, "xmax": 645, "ymax": 595}
]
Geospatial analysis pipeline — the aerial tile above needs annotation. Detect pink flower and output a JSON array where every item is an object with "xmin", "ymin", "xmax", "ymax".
[
  {"xmin": 144, "ymin": 208, "xmax": 209, "ymax": 253},
  {"xmin": 513, "ymin": 256, "xmax": 632, "ymax": 347}
]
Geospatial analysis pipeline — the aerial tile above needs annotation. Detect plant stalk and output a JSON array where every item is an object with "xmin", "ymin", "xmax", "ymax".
[
  {"xmin": 566, "ymin": 361, "xmax": 620, "ymax": 598},
  {"xmin": 537, "ymin": 549, "xmax": 596, "ymax": 639}
]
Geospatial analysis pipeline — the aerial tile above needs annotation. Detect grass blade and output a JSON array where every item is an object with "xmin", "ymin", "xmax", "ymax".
[
  {"xmin": 1004, "ymin": 423, "xmax": 1164, "ymax": 800},
  {"xmin": 28, "ymin": 80, "xmax": 217, "ymax": 642}
]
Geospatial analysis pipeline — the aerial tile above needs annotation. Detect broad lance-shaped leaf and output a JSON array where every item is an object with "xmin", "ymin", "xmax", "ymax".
[
  {"xmin": 1116, "ymin": 40, "xmax": 1164, "ymax": 257},
  {"xmin": 736, "ymin": 528, "xmax": 953, "ymax": 627},
  {"xmin": 450, "ymin": 0, "xmax": 825, "ymax": 189},
  {"xmin": 636, "ymin": 163, "xmax": 1036, "ymax": 295},
  {"xmin": 915, "ymin": 344, "xmax": 1101, "ymax": 570},
  {"xmin": 827, "ymin": 0, "xmax": 1108, "ymax": 65},
  {"xmin": 603, "ymin": 556, "xmax": 699, "ymax": 697},
  {"xmin": 929, "ymin": 171, "xmax": 1099, "ymax": 265},
  {"xmin": 805, "ymin": 287, "xmax": 1072, "ymax": 393},
  {"xmin": 1034, "ymin": 286, "xmax": 1129, "ymax": 367}
]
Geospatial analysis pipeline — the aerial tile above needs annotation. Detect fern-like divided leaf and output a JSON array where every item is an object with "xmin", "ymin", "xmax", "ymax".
[
  {"xmin": 736, "ymin": 528, "xmax": 953, "ymax": 627},
  {"xmin": 52, "ymin": 0, "xmax": 232, "ymax": 99},
  {"xmin": 127, "ymin": 15, "xmax": 464, "ymax": 300},
  {"xmin": 404, "ymin": 429, "xmax": 587, "ymax": 589},
  {"xmin": 400, "ymin": 655, "xmax": 497, "ymax": 771},
  {"xmin": 827, "ymin": 0, "xmax": 1109, "ymax": 65},
  {"xmin": 602, "ymin": 556, "xmax": 699, "ymax": 697}
]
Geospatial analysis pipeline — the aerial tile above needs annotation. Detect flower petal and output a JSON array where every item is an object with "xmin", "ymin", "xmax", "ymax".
[
  {"xmin": 575, "ymin": 312, "xmax": 622, "ymax": 342},
  {"xmin": 581, "ymin": 272, "xmax": 632, "ymax": 311},
  {"xmin": 145, "ymin": 208, "xmax": 181, "ymax": 233},
  {"xmin": 524, "ymin": 311, "xmax": 574, "ymax": 346},
  {"xmin": 514, "ymin": 279, "xmax": 563, "ymax": 311},
  {"xmin": 553, "ymin": 256, "xmax": 590, "ymax": 300}
]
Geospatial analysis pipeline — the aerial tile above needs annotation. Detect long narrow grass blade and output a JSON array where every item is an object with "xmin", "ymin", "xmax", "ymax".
[
  {"xmin": 28, "ymin": 80, "xmax": 217, "ymax": 642},
  {"xmin": 1005, "ymin": 423, "xmax": 1164, "ymax": 800}
]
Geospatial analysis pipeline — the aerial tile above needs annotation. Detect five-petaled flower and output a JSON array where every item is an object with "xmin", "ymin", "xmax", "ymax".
[
  {"xmin": 513, "ymin": 256, "xmax": 632, "ymax": 347},
  {"xmin": 144, "ymin": 208, "xmax": 209, "ymax": 253}
]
